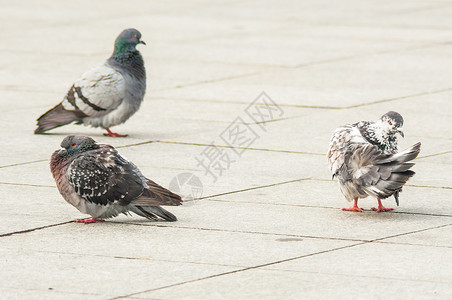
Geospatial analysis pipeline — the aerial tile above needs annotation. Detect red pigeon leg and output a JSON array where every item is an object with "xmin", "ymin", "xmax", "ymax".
[
  {"xmin": 103, "ymin": 128, "xmax": 128, "ymax": 137},
  {"xmin": 342, "ymin": 198, "xmax": 363, "ymax": 212},
  {"xmin": 76, "ymin": 218, "xmax": 105, "ymax": 224},
  {"xmin": 372, "ymin": 198, "xmax": 394, "ymax": 212}
]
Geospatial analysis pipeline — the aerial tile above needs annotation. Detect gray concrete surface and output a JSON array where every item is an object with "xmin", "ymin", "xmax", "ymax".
[{"xmin": 1, "ymin": 0, "xmax": 452, "ymax": 299}]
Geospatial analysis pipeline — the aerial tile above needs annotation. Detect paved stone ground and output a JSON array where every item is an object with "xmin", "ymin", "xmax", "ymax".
[{"xmin": 1, "ymin": 0, "xmax": 452, "ymax": 299}]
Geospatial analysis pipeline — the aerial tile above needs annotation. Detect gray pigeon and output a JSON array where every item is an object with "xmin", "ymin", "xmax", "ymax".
[
  {"xmin": 327, "ymin": 111, "xmax": 421, "ymax": 212},
  {"xmin": 50, "ymin": 136, "xmax": 182, "ymax": 223},
  {"xmin": 35, "ymin": 28, "xmax": 146, "ymax": 137}
]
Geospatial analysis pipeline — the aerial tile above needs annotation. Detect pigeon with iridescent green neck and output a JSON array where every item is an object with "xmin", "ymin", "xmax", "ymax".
[{"xmin": 35, "ymin": 28, "xmax": 146, "ymax": 137}]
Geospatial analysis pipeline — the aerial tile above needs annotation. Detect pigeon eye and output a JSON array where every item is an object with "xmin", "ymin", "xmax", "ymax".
[
  {"xmin": 131, "ymin": 34, "xmax": 137, "ymax": 39},
  {"xmin": 388, "ymin": 120, "xmax": 392, "ymax": 125},
  {"xmin": 72, "ymin": 143, "xmax": 76, "ymax": 147}
]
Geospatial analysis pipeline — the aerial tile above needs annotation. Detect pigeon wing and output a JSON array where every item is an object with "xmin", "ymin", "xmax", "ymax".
[
  {"xmin": 328, "ymin": 126, "xmax": 354, "ymax": 176},
  {"xmin": 67, "ymin": 146, "xmax": 144, "ymax": 206},
  {"xmin": 62, "ymin": 64, "xmax": 126, "ymax": 118},
  {"xmin": 348, "ymin": 143, "xmax": 420, "ymax": 199},
  {"xmin": 347, "ymin": 143, "xmax": 385, "ymax": 186},
  {"xmin": 132, "ymin": 179, "xmax": 183, "ymax": 207}
]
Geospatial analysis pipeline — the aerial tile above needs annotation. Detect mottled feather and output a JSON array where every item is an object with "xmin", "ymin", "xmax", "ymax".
[
  {"xmin": 327, "ymin": 112, "xmax": 420, "ymax": 206},
  {"xmin": 50, "ymin": 136, "xmax": 182, "ymax": 221}
]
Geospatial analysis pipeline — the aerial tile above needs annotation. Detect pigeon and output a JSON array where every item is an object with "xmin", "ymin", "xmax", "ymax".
[
  {"xmin": 50, "ymin": 136, "xmax": 182, "ymax": 223},
  {"xmin": 327, "ymin": 111, "xmax": 421, "ymax": 212},
  {"xmin": 35, "ymin": 28, "xmax": 146, "ymax": 137}
]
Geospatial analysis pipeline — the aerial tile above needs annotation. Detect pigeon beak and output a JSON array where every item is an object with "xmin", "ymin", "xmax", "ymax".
[
  {"xmin": 58, "ymin": 149, "xmax": 67, "ymax": 156},
  {"xmin": 398, "ymin": 130, "xmax": 404, "ymax": 138},
  {"xmin": 138, "ymin": 40, "xmax": 146, "ymax": 45}
]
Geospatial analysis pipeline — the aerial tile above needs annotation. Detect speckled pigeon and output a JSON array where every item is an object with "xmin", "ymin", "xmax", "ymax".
[
  {"xmin": 35, "ymin": 28, "xmax": 146, "ymax": 137},
  {"xmin": 327, "ymin": 111, "xmax": 421, "ymax": 212},
  {"xmin": 50, "ymin": 136, "xmax": 182, "ymax": 223}
]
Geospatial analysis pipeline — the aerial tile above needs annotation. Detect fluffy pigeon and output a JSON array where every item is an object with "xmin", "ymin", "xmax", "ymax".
[
  {"xmin": 50, "ymin": 136, "xmax": 182, "ymax": 223},
  {"xmin": 327, "ymin": 111, "xmax": 421, "ymax": 212},
  {"xmin": 35, "ymin": 28, "xmax": 146, "ymax": 137}
]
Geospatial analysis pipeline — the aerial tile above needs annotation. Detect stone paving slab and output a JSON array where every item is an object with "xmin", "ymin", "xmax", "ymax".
[
  {"xmin": 0, "ymin": 185, "xmax": 71, "ymax": 235},
  {"xmin": 262, "ymin": 241, "xmax": 452, "ymax": 287},
  {"xmin": 380, "ymin": 223, "xmax": 452, "ymax": 248},
  {"xmin": 1, "ymin": 247, "xmax": 237, "ymax": 299},
  {"xmin": 1, "ymin": 223, "xmax": 355, "ymax": 268},
  {"xmin": 103, "ymin": 199, "xmax": 451, "ymax": 242},
  {"xmin": 213, "ymin": 179, "xmax": 452, "ymax": 215},
  {"xmin": 137, "ymin": 266, "xmax": 452, "ymax": 300}
]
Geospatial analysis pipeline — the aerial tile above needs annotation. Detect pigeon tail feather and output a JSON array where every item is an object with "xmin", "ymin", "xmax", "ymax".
[
  {"xmin": 378, "ymin": 142, "xmax": 421, "ymax": 164},
  {"xmin": 35, "ymin": 103, "xmax": 85, "ymax": 134},
  {"xmin": 361, "ymin": 143, "xmax": 421, "ymax": 201},
  {"xmin": 133, "ymin": 205, "xmax": 178, "ymax": 222},
  {"xmin": 132, "ymin": 179, "xmax": 183, "ymax": 207}
]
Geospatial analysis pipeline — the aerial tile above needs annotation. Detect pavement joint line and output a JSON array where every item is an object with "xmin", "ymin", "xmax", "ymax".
[
  {"xmin": 120, "ymin": 222, "xmax": 367, "ymax": 243},
  {"xmin": 204, "ymin": 198, "xmax": 452, "ymax": 218},
  {"xmin": 153, "ymin": 86, "xmax": 452, "ymax": 110},
  {"xmin": 417, "ymin": 161, "xmax": 452, "ymax": 165},
  {"xmin": 342, "ymin": 87, "xmax": 452, "ymax": 109},
  {"xmin": 197, "ymin": 178, "xmax": 312, "ymax": 200},
  {"xmin": 0, "ymin": 182, "xmax": 55, "ymax": 188},
  {"xmin": 391, "ymin": 211, "xmax": 452, "ymax": 218},
  {"xmin": 109, "ymin": 257, "xmax": 246, "ymax": 269},
  {"xmin": 161, "ymin": 114, "xmax": 305, "ymax": 126},
  {"xmin": 411, "ymin": 135, "xmax": 452, "ymax": 141},
  {"xmin": 110, "ymin": 242, "xmax": 367, "ymax": 299},
  {"xmin": 262, "ymin": 266, "xmax": 452, "ymax": 285},
  {"xmin": 0, "ymin": 86, "xmax": 60, "ymax": 94},
  {"xmin": 155, "ymin": 140, "xmax": 325, "ymax": 156},
  {"xmin": 374, "ymin": 240, "xmax": 452, "ymax": 249},
  {"xmin": 115, "ymin": 140, "xmax": 157, "ymax": 148},
  {"xmin": 308, "ymin": 177, "xmax": 452, "ymax": 190},
  {"xmin": 153, "ymin": 41, "xmax": 452, "ymax": 94},
  {"xmin": 111, "ymin": 223, "xmax": 452, "ymax": 298},
  {"xmin": 4, "ymin": 41, "xmax": 452, "ymax": 105},
  {"xmin": 417, "ymin": 150, "xmax": 452, "ymax": 159},
  {"xmin": 289, "ymin": 40, "xmax": 452, "ymax": 70},
  {"xmin": 368, "ymin": 223, "xmax": 452, "ymax": 243},
  {"xmin": 0, "ymin": 159, "xmax": 47, "ymax": 169},
  {"xmin": 291, "ymin": 54, "xmax": 364, "ymax": 69},
  {"xmin": 148, "ymin": 96, "xmax": 344, "ymax": 110},
  {"xmin": 241, "ymin": 86, "xmax": 452, "ymax": 110},
  {"xmin": 10, "ymin": 248, "xmax": 248, "ymax": 269},
  {"xmin": 207, "ymin": 198, "xmax": 339, "ymax": 210},
  {"xmin": 4, "ymin": 139, "xmax": 449, "ymax": 170},
  {"xmin": 404, "ymin": 184, "xmax": 452, "ymax": 190},
  {"xmin": 0, "ymin": 140, "xmax": 325, "ymax": 170},
  {"xmin": 94, "ymin": 139, "xmax": 325, "ymax": 156},
  {"xmin": 243, "ymin": 115, "xmax": 301, "ymax": 125},
  {"xmin": 153, "ymin": 71, "xmax": 262, "ymax": 92},
  {"xmin": 0, "ymin": 221, "xmax": 73, "ymax": 238},
  {"xmin": 4, "ymin": 219, "xmax": 448, "ymax": 271},
  {"xmin": 1, "ymin": 214, "xmax": 447, "ymax": 295}
]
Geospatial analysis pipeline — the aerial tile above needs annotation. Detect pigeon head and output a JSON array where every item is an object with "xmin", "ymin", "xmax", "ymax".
[
  {"xmin": 113, "ymin": 28, "xmax": 145, "ymax": 56},
  {"xmin": 58, "ymin": 136, "xmax": 98, "ymax": 157},
  {"xmin": 378, "ymin": 111, "xmax": 404, "ymax": 138}
]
